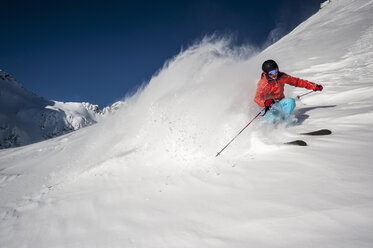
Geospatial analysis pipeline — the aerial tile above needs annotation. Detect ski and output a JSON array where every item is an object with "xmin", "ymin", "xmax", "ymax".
[
  {"xmin": 284, "ymin": 140, "xmax": 308, "ymax": 146},
  {"xmin": 300, "ymin": 129, "xmax": 332, "ymax": 136}
]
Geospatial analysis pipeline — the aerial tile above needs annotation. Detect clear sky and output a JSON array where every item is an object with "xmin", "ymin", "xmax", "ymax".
[{"xmin": 1, "ymin": 0, "xmax": 323, "ymax": 108}]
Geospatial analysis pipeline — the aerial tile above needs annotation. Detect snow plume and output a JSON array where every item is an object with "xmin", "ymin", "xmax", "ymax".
[
  {"xmin": 264, "ymin": 21, "xmax": 288, "ymax": 47},
  {"xmin": 263, "ymin": 1, "xmax": 321, "ymax": 48},
  {"xmin": 80, "ymin": 38, "xmax": 262, "ymax": 168}
]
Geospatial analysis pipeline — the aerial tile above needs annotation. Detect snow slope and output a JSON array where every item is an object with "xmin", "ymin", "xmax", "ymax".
[
  {"xmin": 0, "ymin": 70, "xmax": 122, "ymax": 148},
  {"xmin": 1, "ymin": 0, "xmax": 373, "ymax": 247}
]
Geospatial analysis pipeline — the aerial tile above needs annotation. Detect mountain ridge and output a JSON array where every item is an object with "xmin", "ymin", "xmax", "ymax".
[{"xmin": 0, "ymin": 69, "xmax": 122, "ymax": 148}]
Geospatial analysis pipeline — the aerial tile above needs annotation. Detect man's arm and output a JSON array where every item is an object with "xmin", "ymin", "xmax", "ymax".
[
  {"xmin": 284, "ymin": 74, "xmax": 318, "ymax": 90},
  {"xmin": 254, "ymin": 81, "xmax": 266, "ymax": 107}
]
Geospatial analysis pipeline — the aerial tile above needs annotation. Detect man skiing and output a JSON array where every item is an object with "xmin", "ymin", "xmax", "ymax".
[{"xmin": 254, "ymin": 59, "xmax": 323, "ymax": 121}]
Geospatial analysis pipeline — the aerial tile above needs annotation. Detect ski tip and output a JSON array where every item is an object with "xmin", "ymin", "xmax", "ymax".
[
  {"xmin": 300, "ymin": 129, "xmax": 332, "ymax": 136},
  {"xmin": 284, "ymin": 140, "xmax": 308, "ymax": 146},
  {"xmin": 319, "ymin": 129, "xmax": 332, "ymax": 135}
]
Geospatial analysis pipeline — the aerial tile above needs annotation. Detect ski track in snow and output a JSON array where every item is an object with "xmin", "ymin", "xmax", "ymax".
[{"xmin": 1, "ymin": 0, "xmax": 373, "ymax": 247}]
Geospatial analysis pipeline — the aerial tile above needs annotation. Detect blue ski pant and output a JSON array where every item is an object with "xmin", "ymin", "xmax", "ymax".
[{"xmin": 265, "ymin": 97, "xmax": 296, "ymax": 121}]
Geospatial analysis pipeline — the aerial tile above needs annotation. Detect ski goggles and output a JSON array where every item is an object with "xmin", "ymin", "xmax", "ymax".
[{"xmin": 268, "ymin": 68, "xmax": 279, "ymax": 75}]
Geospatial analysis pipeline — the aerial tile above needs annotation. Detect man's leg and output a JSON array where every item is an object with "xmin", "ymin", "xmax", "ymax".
[
  {"xmin": 279, "ymin": 98, "xmax": 296, "ymax": 120},
  {"xmin": 265, "ymin": 98, "xmax": 295, "ymax": 122},
  {"xmin": 265, "ymin": 103, "xmax": 282, "ymax": 121},
  {"xmin": 280, "ymin": 98, "xmax": 296, "ymax": 115}
]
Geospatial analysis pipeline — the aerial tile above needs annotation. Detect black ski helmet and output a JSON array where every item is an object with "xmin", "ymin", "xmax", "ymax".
[{"xmin": 262, "ymin": 60, "xmax": 279, "ymax": 73}]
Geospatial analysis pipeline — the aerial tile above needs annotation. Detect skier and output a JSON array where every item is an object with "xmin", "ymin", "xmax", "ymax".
[{"xmin": 254, "ymin": 59, "xmax": 323, "ymax": 121}]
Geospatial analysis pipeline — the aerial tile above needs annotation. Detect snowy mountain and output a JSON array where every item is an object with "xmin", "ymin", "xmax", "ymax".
[
  {"xmin": 1, "ymin": 0, "xmax": 373, "ymax": 247},
  {"xmin": 0, "ymin": 70, "xmax": 122, "ymax": 148}
]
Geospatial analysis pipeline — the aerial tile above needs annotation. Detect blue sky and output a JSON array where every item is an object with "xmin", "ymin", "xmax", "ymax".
[{"xmin": 1, "ymin": 0, "xmax": 322, "ymax": 108}]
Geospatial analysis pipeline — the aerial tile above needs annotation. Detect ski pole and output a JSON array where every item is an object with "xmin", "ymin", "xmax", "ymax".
[
  {"xmin": 216, "ymin": 108, "xmax": 265, "ymax": 157},
  {"xmin": 296, "ymin": 91, "xmax": 315, "ymax": 99}
]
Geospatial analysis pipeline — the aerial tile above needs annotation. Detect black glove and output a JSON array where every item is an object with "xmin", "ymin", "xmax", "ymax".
[
  {"xmin": 264, "ymin": 99, "xmax": 275, "ymax": 107},
  {"xmin": 314, "ymin": 84, "xmax": 323, "ymax": 91}
]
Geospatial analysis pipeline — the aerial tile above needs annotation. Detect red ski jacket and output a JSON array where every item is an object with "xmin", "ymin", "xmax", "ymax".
[{"xmin": 254, "ymin": 72, "xmax": 318, "ymax": 107}]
